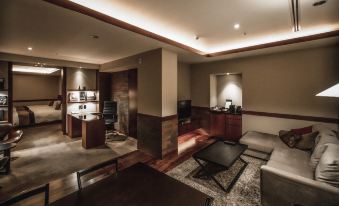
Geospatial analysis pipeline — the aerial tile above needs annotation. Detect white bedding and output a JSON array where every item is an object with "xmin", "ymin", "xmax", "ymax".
[
  {"xmin": 13, "ymin": 109, "xmax": 19, "ymax": 126},
  {"xmin": 28, "ymin": 105, "xmax": 61, "ymax": 124}
]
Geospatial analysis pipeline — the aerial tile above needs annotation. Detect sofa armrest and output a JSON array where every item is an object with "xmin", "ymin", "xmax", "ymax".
[{"xmin": 261, "ymin": 165, "xmax": 339, "ymax": 206}]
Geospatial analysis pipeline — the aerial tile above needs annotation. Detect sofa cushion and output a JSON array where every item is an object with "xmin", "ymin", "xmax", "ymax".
[
  {"xmin": 268, "ymin": 147, "xmax": 313, "ymax": 179},
  {"xmin": 315, "ymin": 144, "xmax": 339, "ymax": 188},
  {"xmin": 310, "ymin": 132, "xmax": 339, "ymax": 168},
  {"xmin": 295, "ymin": 131, "xmax": 319, "ymax": 151},
  {"xmin": 312, "ymin": 124, "xmax": 337, "ymax": 145},
  {"xmin": 292, "ymin": 125, "xmax": 312, "ymax": 135},
  {"xmin": 240, "ymin": 131, "xmax": 277, "ymax": 154},
  {"xmin": 279, "ymin": 130, "xmax": 299, "ymax": 148}
]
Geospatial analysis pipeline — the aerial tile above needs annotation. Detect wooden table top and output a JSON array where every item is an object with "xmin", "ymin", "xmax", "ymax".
[
  {"xmin": 69, "ymin": 113, "xmax": 102, "ymax": 122},
  {"xmin": 51, "ymin": 163, "xmax": 212, "ymax": 206}
]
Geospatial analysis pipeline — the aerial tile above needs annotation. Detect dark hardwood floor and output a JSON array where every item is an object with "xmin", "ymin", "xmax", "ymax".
[{"xmin": 6, "ymin": 130, "xmax": 214, "ymax": 206}]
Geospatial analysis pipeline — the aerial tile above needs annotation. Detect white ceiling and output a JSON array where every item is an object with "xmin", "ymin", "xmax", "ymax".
[{"xmin": 0, "ymin": 0, "xmax": 338, "ymax": 65}]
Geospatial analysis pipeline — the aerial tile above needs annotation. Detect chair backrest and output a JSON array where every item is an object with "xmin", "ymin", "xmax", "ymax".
[
  {"xmin": 0, "ymin": 183, "xmax": 49, "ymax": 206},
  {"xmin": 77, "ymin": 158, "xmax": 118, "ymax": 190},
  {"xmin": 103, "ymin": 101, "xmax": 117, "ymax": 115}
]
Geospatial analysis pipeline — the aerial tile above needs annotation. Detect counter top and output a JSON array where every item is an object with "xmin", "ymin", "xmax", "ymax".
[{"xmin": 209, "ymin": 109, "xmax": 242, "ymax": 115}]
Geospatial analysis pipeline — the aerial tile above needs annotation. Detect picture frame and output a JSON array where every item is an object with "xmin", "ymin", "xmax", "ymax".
[
  {"xmin": 79, "ymin": 91, "xmax": 86, "ymax": 101},
  {"xmin": 225, "ymin": 99, "xmax": 232, "ymax": 109}
]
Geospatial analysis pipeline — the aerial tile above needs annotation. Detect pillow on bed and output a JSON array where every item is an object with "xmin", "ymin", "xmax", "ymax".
[
  {"xmin": 48, "ymin": 101, "xmax": 54, "ymax": 106},
  {"xmin": 54, "ymin": 101, "xmax": 62, "ymax": 110}
]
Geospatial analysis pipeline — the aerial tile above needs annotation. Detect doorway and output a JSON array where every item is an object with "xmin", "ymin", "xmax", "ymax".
[{"xmin": 99, "ymin": 68, "xmax": 138, "ymax": 138}]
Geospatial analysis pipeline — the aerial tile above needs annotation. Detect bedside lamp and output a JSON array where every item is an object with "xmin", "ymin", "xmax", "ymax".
[{"xmin": 316, "ymin": 83, "xmax": 339, "ymax": 97}]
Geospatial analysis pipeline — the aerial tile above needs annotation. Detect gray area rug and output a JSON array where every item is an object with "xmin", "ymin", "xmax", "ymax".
[
  {"xmin": 0, "ymin": 137, "xmax": 137, "ymax": 197},
  {"xmin": 166, "ymin": 155, "xmax": 266, "ymax": 206}
]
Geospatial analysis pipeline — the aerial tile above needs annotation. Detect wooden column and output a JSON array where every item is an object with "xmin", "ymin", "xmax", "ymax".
[
  {"xmin": 7, "ymin": 62, "xmax": 13, "ymax": 123},
  {"xmin": 61, "ymin": 67, "xmax": 67, "ymax": 134}
]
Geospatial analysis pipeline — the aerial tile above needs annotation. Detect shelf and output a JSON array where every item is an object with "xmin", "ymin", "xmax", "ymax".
[
  {"xmin": 0, "ymin": 105, "xmax": 8, "ymax": 107},
  {"xmin": 0, "ymin": 90, "xmax": 8, "ymax": 91},
  {"xmin": 68, "ymin": 101, "xmax": 99, "ymax": 103},
  {"xmin": 67, "ymin": 89, "xmax": 98, "ymax": 91}
]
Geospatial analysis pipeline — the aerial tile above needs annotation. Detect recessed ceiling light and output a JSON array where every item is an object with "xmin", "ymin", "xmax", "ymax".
[
  {"xmin": 13, "ymin": 65, "xmax": 59, "ymax": 74},
  {"xmin": 313, "ymin": 0, "xmax": 327, "ymax": 6},
  {"xmin": 234, "ymin": 24, "xmax": 240, "ymax": 29},
  {"xmin": 226, "ymin": 73, "xmax": 230, "ymax": 75},
  {"xmin": 27, "ymin": 47, "xmax": 33, "ymax": 51},
  {"xmin": 90, "ymin": 35, "xmax": 99, "ymax": 39}
]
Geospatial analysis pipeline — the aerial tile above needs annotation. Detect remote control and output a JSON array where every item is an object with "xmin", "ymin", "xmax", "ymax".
[{"xmin": 223, "ymin": 140, "xmax": 236, "ymax": 145}]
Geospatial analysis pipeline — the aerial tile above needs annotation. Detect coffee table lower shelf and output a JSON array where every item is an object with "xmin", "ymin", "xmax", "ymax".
[{"xmin": 193, "ymin": 157, "xmax": 248, "ymax": 192}]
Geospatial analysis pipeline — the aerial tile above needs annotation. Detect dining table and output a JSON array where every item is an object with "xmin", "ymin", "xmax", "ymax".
[{"xmin": 51, "ymin": 162, "xmax": 212, "ymax": 206}]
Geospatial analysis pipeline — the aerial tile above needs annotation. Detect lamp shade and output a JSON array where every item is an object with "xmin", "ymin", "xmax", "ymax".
[{"xmin": 316, "ymin": 83, "xmax": 339, "ymax": 97}]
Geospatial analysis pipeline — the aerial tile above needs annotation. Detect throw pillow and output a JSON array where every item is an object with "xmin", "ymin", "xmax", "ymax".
[
  {"xmin": 310, "ymin": 132, "xmax": 339, "ymax": 168},
  {"xmin": 48, "ymin": 101, "xmax": 54, "ymax": 106},
  {"xmin": 315, "ymin": 143, "xmax": 339, "ymax": 188},
  {"xmin": 279, "ymin": 130, "xmax": 300, "ymax": 148},
  {"xmin": 295, "ymin": 131, "xmax": 319, "ymax": 151},
  {"xmin": 291, "ymin": 126, "xmax": 312, "ymax": 136}
]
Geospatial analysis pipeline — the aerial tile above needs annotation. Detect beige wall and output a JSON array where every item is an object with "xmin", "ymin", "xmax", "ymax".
[
  {"xmin": 66, "ymin": 68, "xmax": 97, "ymax": 90},
  {"xmin": 215, "ymin": 74, "xmax": 242, "ymax": 107},
  {"xmin": 101, "ymin": 48, "xmax": 178, "ymax": 117},
  {"xmin": 177, "ymin": 62, "xmax": 191, "ymax": 101},
  {"xmin": 13, "ymin": 74, "xmax": 60, "ymax": 100},
  {"xmin": 162, "ymin": 50, "xmax": 177, "ymax": 116},
  {"xmin": 101, "ymin": 49, "xmax": 163, "ymax": 117},
  {"xmin": 191, "ymin": 45, "xmax": 339, "ymax": 134}
]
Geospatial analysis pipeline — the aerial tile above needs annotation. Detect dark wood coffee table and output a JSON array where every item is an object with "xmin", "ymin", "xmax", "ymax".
[{"xmin": 193, "ymin": 140, "xmax": 248, "ymax": 192}]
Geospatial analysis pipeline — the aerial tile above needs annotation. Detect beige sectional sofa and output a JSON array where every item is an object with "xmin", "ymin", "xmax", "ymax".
[{"xmin": 240, "ymin": 125, "xmax": 339, "ymax": 206}]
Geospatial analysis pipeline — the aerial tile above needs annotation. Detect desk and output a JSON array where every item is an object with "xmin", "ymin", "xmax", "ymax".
[
  {"xmin": 0, "ymin": 143, "xmax": 16, "ymax": 175},
  {"xmin": 67, "ymin": 114, "xmax": 105, "ymax": 149},
  {"xmin": 51, "ymin": 163, "xmax": 212, "ymax": 206}
]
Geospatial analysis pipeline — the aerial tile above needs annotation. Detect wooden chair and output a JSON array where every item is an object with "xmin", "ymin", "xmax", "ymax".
[
  {"xmin": 76, "ymin": 158, "xmax": 118, "ymax": 190},
  {"xmin": 0, "ymin": 183, "xmax": 49, "ymax": 206},
  {"xmin": 0, "ymin": 156, "xmax": 9, "ymax": 189}
]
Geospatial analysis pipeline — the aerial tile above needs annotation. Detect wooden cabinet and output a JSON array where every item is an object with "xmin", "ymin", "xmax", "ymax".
[
  {"xmin": 210, "ymin": 112, "xmax": 226, "ymax": 137},
  {"xmin": 209, "ymin": 112, "xmax": 242, "ymax": 141},
  {"xmin": 225, "ymin": 114, "xmax": 242, "ymax": 141}
]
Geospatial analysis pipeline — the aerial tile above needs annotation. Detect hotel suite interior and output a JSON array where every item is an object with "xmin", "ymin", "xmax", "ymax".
[{"xmin": 0, "ymin": 0, "xmax": 338, "ymax": 206}]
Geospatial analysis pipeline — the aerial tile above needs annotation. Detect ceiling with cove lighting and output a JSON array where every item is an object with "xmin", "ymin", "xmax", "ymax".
[{"xmin": 0, "ymin": 0, "xmax": 338, "ymax": 64}]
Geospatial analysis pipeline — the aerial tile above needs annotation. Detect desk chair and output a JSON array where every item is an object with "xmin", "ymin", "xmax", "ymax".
[{"xmin": 102, "ymin": 101, "xmax": 118, "ymax": 133}]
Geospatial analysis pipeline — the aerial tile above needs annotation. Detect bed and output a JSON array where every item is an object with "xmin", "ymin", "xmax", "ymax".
[{"xmin": 13, "ymin": 104, "xmax": 61, "ymax": 126}]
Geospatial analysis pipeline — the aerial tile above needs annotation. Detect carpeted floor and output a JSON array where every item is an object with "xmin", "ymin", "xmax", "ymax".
[
  {"xmin": 13, "ymin": 124, "xmax": 77, "ymax": 151},
  {"xmin": 167, "ymin": 155, "xmax": 266, "ymax": 206},
  {"xmin": 0, "ymin": 124, "xmax": 137, "ymax": 197}
]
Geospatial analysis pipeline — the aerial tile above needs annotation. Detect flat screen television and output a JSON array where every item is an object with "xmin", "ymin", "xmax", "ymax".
[{"xmin": 178, "ymin": 100, "xmax": 191, "ymax": 120}]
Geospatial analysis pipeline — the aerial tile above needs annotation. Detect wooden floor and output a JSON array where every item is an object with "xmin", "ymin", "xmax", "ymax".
[{"xmin": 5, "ymin": 130, "xmax": 215, "ymax": 206}]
